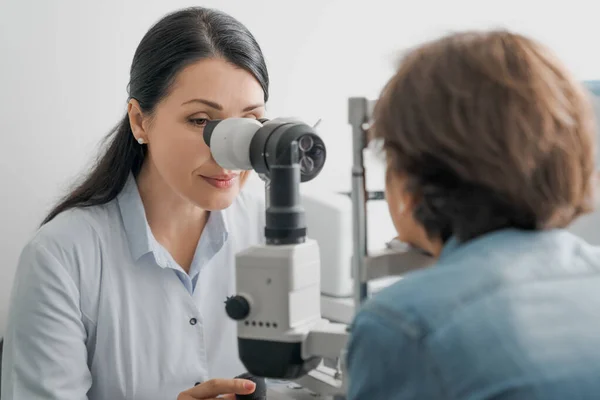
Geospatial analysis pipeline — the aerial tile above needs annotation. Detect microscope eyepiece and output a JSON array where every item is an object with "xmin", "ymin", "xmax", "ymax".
[
  {"xmin": 203, "ymin": 119, "xmax": 220, "ymax": 147},
  {"xmin": 202, "ymin": 118, "xmax": 326, "ymax": 183},
  {"xmin": 203, "ymin": 117, "xmax": 327, "ymax": 245}
]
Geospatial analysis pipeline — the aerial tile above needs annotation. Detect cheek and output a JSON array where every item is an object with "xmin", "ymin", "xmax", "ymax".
[{"xmin": 148, "ymin": 121, "xmax": 213, "ymax": 172}]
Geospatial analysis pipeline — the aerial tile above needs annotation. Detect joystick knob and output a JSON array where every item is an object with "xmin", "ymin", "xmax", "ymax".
[{"xmin": 235, "ymin": 373, "xmax": 267, "ymax": 400}]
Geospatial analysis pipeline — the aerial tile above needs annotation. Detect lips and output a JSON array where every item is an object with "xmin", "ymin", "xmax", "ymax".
[
  {"xmin": 207, "ymin": 174, "xmax": 237, "ymax": 181},
  {"xmin": 200, "ymin": 174, "xmax": 239, "ymax": 189}
]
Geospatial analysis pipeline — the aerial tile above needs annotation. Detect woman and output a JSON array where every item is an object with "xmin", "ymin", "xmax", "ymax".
[
  {"xmin": 346, "ymin": 31, "xmax": 600, "ymax": 399},
  {"xmin": 1, "ymin": 7, "xmax": 267, "ymax": 400}
]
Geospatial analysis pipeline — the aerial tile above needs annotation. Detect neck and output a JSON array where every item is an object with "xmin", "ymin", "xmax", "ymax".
[
  {"xmin": 411, "ymin": 227, "xmax": 444, "ymax": 259},
  {"xmin": 429, "ymin": 240, "xmax": 444, "ymax": 258},
  {"xmin": 136, "ymin": 162, "xmax": 208, "ymax": 271}
]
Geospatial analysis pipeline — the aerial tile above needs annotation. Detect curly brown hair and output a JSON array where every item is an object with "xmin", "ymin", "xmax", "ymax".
[{"xmin": 372, "ymin": 30, "xmax": 597, "ymax": 242}]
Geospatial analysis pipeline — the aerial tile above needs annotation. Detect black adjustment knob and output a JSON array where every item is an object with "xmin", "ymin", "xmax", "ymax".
[
  {"xmin": 235, "ymin": 373, "xmax": 267, "ymax": 400},
  {"xmin": 225, "ymin": 295, "xmax": 250, "ymax": 320}
]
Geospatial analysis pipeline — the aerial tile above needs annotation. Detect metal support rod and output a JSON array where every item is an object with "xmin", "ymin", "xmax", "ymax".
[{"xmin": 348, "ymin": 97, "xmax": 369, "ymax": 309}]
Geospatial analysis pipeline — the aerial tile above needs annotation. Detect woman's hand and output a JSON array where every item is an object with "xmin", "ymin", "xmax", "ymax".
[{"xmin": 177, "ymin": 378, "xmax": 256, "ymax": 400}]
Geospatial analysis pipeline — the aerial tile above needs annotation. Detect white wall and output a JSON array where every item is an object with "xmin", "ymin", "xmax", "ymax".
[{"xmin": 1, "ymin": 0, "xmax": 599, "ymax": 335}]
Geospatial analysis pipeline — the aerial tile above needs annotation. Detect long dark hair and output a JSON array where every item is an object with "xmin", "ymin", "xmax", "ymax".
[{"xmin": 42, "ymin": 7, "xmax": 269, "ymax": 225}]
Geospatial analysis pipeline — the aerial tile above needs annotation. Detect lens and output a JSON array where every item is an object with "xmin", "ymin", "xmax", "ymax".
[
  {"xmin": 305, "ymin": 144, "xmax": 325, "ymax": 168},
  {"xmin": 265, "ymin": 122, "xmax": 326, "ymax": 182},
  {"xmin": 298, "ymin": 135, "xmax": 314, "ymax": 152},
  {"xmin": 299, "ymin": 155, "xmax": 315, "ymax": 174}
]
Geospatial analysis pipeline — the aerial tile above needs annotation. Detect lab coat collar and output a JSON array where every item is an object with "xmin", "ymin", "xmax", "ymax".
[
  {"xmin": 117, "ymin": 173, "xmax": 154, "ymax": 261},
  {"xmin": 116, "ymin": 173, "xmax": 229, "ymax": 264}
]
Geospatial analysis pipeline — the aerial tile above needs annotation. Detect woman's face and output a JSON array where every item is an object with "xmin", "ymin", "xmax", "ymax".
[{"xmin": 130, "ymin": 57, "xmax": 265, "ymax": 210}]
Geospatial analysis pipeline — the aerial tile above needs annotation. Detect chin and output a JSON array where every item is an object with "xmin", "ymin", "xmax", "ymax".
[
  {"xmin": 202, "ymin": 196, "xmax": 238, "ymax": 211},
  {"xmin": 190, "ymin": 178, "xmax": 241, "ymax": 210}
]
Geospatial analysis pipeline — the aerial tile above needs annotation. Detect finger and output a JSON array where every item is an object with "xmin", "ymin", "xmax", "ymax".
[
  {"xmin": 192, "ymin": 396, "xmax": 236, "ymax": 400},
  {"xmin": 185, "ymin": 378, "xmax": 256, "ymax": 398},
  {"xmin": 183, "ymin": 393, "xmax": 236, "ymax": 400}
]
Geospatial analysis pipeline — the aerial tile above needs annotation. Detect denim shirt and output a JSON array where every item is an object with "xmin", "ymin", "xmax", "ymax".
[{"xmin": 346, "ymin": 229, "xmax": 600, "ymax": 400}]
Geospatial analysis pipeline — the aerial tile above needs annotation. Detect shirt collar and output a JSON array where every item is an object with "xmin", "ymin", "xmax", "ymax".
[
  {"xmin": 117, "ymin": 173, "xmax": 230, "ymax": 264},
  {"xmin": 117, "ymin": 173, "xmax": 154, "ymax": 260},
  {"xmin": 188, "ymin": 211, "xmax": 228, "ymax": 279},
  {"xmin": 437, "ymin": 228, "xmax": 565, "ymax": 265}
]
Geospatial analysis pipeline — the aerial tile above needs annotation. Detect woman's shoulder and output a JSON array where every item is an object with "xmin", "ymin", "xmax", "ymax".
[
  {"xmin": 37, "ymin": 202, "xmax": 117, "ymax": 243},
  {"xmin": 22, "ymin": 202, "xmax": 120, "ymax": 272},
  {"xmin": 10, "ymin": 204, "xmax": 122, "ymax": 346}
]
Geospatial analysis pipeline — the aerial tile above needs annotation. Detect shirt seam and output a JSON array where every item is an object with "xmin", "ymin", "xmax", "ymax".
[
  {"xmin": 72, "ymin": 211, "xmax": 107, "ymax": 327},
  {"xmin": 32, "ymin": 228, "xmax": 99, "ymax": 328}
]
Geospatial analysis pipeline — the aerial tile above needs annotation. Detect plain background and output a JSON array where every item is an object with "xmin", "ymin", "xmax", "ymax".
[{"xmin": 1, "ymin": 0, "xmax": 599, "ymax": 336}]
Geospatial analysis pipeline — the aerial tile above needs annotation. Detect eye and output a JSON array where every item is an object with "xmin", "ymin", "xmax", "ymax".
[{"xmin": 189, "ymin": 118, "xmax": 208, "ymax": 127}]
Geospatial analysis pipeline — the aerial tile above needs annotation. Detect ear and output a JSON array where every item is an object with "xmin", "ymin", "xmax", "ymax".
[
  {"xmin": 387, "ymin": 175, "xmax": 416, "ymax": 217},
  {"xmin": 384, "ymin": 167, "xmax": 422, "ymax": 244},
  {"xmin": 385, "ymin": 169, "xmax": 409, "ymax": 224},
  {"xmin": 127, "ymin": 99, "xmax": 149, "ymax": 144},
  {"xmin": 399, "ymin": 182, "xmax": 417, "ymax": 214},
  {"xmin": 385, "ymin": 169, "xmax": 444, "ymax": 257}
]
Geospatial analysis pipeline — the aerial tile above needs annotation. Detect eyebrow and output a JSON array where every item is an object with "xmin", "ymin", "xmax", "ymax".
[{"xmin": 182, "ymin": 98, "xmax": 264, "ymax": 112}]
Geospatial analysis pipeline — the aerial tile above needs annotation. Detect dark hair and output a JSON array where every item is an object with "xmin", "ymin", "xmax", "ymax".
[
  {"xmin": 373, "ymin": 30, "xmax": 597, "ymax": 243},
  {"xmin": 42, "ymin": 7, "xmax": 269, "ymax": 225}
]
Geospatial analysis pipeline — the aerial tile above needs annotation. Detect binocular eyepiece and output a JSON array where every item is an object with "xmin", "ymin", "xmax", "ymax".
[{"xmin": 203, "ymin": 118, "xmax": 326, "ymax": 182}]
